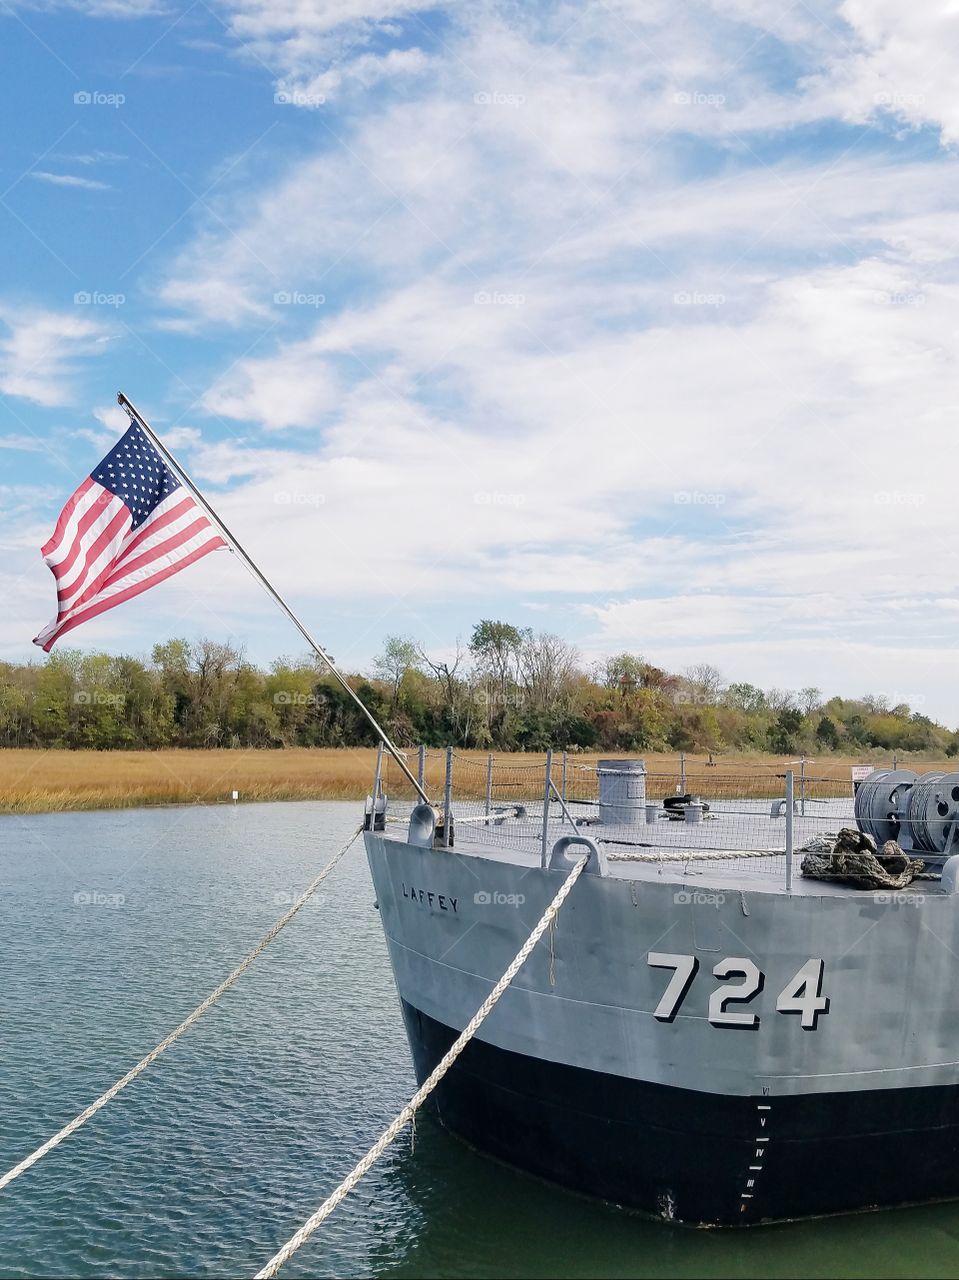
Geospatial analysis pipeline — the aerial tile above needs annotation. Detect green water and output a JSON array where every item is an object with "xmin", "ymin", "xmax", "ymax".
[{"xmin": 2, "ymin": 801, "xmax": 958, "ymax": 1278}]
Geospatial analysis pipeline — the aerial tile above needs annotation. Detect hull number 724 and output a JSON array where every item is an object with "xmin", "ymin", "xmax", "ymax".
[{"xmin": 647, "ymin": 954, "xmax": 829, "ymax": 1029}]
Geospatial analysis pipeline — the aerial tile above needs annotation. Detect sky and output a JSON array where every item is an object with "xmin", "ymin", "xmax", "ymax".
[{"xmin": 1, "ymin": 0, "xmax": 959, "ymax": 721}]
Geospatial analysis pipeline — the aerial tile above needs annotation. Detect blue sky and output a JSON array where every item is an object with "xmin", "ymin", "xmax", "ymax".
[{"xmin": 3, "ymin": 0, "xmax": 959, "ymax": 721}]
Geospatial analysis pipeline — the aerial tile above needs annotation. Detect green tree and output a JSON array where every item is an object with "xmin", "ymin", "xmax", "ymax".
[
  {"xmin": 33, "ymin": 652, "xmax": 77, "ymax": 745},
  {"xmin": 770, "ymin": 708, "xmax": 803, "ymax": 753},
  {"xmin": 725, "ymin": 682, "xmax": 767, "ymax": 713},
  {"xmin": 372, "ymin": 636, "xmax": 420, "ymax": 710},
  {"xmin": 799, "ymin": 687, "xmax": 823, "ymax": 715},
  {"xmin": 265, "ymin": 661, "xmax": 317, "ymax": 746},
  {"xmin": 815, "ymin": 715, "xmax": 841, "ymax": 749},
  {"xmin": 469, "ymin": 621, "xmax": 527, "ymax": 745},
  {"xmin": 1, "ymin": 625, "xmax": 955, "ymax": 757},
  {"xmin": 601, "ymin": 653, "xmax": 645, "ymax": 695}
]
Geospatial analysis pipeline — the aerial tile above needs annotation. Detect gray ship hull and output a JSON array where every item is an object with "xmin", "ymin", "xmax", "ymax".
[{"xmin": 365, "ymin": 826, "xmax": 959, "ymax": 1225}]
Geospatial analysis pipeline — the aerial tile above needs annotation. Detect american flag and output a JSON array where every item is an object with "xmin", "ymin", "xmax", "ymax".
[{"xmin": 34, "ymin": 422, "xmax": 226, "ymax": 651}]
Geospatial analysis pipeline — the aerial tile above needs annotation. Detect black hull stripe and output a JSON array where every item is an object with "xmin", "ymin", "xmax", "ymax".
[{"xmin": 400, "ymin": 999, "xmax": 959, "ymax": 1226}]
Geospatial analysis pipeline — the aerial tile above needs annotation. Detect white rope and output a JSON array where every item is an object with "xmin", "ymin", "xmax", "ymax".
[
  {"xmin": 607, "ymin": 847, "xmax": 785, "ymax": 862},
  {"xmin": 0, "ymin": 824, "xmax": 364, "ymax": 1195},
  {"xmin": 451, "ymin": 810, "xmax": 527, "ymax": 825},
  {"xmin": 253, "ymin": 853, "xmax": 590, "ymax": 1279},
  {"xmin": 385, "ymin": 810, "xmax": 527, "ymax": 827}
]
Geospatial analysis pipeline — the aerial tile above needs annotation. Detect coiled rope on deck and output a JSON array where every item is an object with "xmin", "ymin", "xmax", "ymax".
[
  {"xmin": 0, "ymin": 823, "xmax": 364, "ymax": 1194},
  {"xmin": 253, "ymin": 852, "xmax": 590, "ymax": 1279}
]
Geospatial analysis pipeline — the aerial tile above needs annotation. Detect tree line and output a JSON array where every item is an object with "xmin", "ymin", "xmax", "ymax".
[{"xmin": 0, "ymin": 623, "xmax": 955, "ymax": 756}]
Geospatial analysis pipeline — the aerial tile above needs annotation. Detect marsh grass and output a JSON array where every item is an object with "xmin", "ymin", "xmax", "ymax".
[{"xmin": 0, "ymin": 747, "xmax": 945, "ymax": 815}]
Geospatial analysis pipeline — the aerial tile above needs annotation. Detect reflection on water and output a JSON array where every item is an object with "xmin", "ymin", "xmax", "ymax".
[{"xmin": 1, "ymin": 801, "xmax": 957, "ymax": 1278}]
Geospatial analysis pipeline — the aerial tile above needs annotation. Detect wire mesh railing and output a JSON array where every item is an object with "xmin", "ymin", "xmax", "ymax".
[
  {"xmin": 378, "ymin": 750, "xmax": 915, "ymax": 886},
  {"xmin": 376, "ymin": 750, "xmax": 959, "ymax": 890}
]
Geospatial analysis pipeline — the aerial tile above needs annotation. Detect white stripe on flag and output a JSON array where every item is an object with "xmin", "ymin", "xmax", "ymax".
[
  {"xmin": 96, "ymin": 524, "xmax": 226, "ymax": 602},
  {"xmin": 55, "ymin": 488, "xmax": 191, "ymax": 610},
  {"xmin": 106, "ymin": 493, "xmax": 204, "ymax": 577},
  {"xmin": 43, "ymin": 483, "xmax": 107, "ymax": 568},
  {"xmin": 36, "ymin": 524, "xmax": 225, "ymax": 648},
  {"xmin": 55, "ymin": 500, "xmax": 131, "ymax": 607},
  {"xmin": 48, "ymin": 522, "xmax": 224, "ymax": 635},
  {"xmin": 114, "ymin": 489, "xmax": 193, "ymax": 547}
]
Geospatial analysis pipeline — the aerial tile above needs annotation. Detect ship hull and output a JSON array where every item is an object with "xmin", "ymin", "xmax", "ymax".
[
  {"xmin": 401, "ymin": 998, "xmax": 959, "ymax": 1225},
  {"xmin": 364, "ymin": 830, "xmax": 959, "ymax": 1225}
]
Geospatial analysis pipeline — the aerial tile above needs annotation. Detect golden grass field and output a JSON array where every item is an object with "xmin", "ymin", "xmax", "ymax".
[{"xmin": 0, "ymin": 747, "xmax": 951, "ymax": 815}]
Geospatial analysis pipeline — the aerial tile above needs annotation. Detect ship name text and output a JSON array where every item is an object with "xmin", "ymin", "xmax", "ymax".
[{"xmin": 401, "ymin": 882, "xmax": 459, "ymax": 913}]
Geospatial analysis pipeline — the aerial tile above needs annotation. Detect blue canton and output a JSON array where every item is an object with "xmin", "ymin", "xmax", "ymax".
[{"xmin": 91, "ymin": 423, "xmax": 181, "ymax": 531}]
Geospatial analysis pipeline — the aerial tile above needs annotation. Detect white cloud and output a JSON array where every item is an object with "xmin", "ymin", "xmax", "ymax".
[
  {"xmin": 224, "ymin": 0, "xmax": 437, "ymax": 40},
  {"xmin": 155, "ymin": 0, "xmax": 959, "ymax": 332},
  {"xmin": 30, "ymin": 172, "xmax": 112, "ymax": 191},
  {"xmin": 203, "ymin": 347, "xmax": 343, "ymax": 428},
  {"xmin": 69, "ymin": 404, "xmax": 130, "ymax": 453},
  {"xmin": 92, "ymin": 403, "xmax": 130, "ymax": 434},
  {"xmin": 192, "ymin": 0, "xmax": 449, "ymax": 130},
  {"xmin": 807, "ymin": 1, "xmax": 959, "ymax": 143},
  {"xmin": 283, "ymin": 45, "xmax": 432, "ymax": 101},
  {"xmin": 6, "ymin": 1, "xmax": 167, "ymax": 15},
  {"xmin": 63, "ymin": 150, "xmax": 127, "ymax": 165},
  {"xmin": 161, "ymin": 425, "xmax": 204, "ymax": 450},
  {"xmin": 0, "ymin": 434, "xmax": 45, "ymax": 452},
  {"xmin": 581, "ymin": 592, "xmax": 959, "ymax": 717},
  {"xmin": 582, "ymin": 633, "xmax": 959, "ymax": 717},
  {"xmin": 0, "ymin": 306, "xmax": 108, "ymax": 407}
]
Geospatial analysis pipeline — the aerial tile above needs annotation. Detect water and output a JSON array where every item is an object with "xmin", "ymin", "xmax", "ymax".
[{"xmin": 2, "ymin": 800, "xmax": 959, "ymax": 1279}]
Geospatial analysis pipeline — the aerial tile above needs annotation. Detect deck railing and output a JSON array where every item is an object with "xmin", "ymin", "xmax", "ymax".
[{"xmin": 377, "ymin": 751, "xmax": 910, "ymax": 886}]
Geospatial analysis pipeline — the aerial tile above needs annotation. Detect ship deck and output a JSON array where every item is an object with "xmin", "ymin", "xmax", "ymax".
[{"xmin": 384, "ymin": 796, "xmax": 946, "ymax": 898}]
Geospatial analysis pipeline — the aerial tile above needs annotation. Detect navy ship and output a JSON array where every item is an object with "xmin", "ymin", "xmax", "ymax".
[{"xmin": 363, "ymin": 756, "xmax": 959, "ymax": 1226}]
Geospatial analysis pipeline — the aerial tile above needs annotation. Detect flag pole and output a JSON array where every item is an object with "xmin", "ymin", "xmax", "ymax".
[{"xmin": 117, "ymin": 392, "xmax": 431, "ymax": 806}]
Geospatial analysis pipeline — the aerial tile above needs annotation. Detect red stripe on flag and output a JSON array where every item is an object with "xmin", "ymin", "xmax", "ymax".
[
  {"xmin": 107, "ymin": 494, "xmax": 197, "ymax": 573},
  {"xmin": 40, "ymin": 477, "xmax": 96, "ymax": 558},
  {"xmin": 56, "ymin": 506, "xmax": 131, "ymax": 605},
  {"xmin": 37, "ymin": 537, "xmax": 226, "ymax": 652},
  {"xmin": 101, "ymin": 516, "xmax": 213, "ymax": 587},
  {"xmin": 50, "ymin": 491, "xmax": 122, "ymax": 583}
]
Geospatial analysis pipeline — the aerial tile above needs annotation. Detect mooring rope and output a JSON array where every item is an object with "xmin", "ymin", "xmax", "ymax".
[
  {"xmin": 0, "ymin": 824, "xmax": 364, "ymax": 1195},
  {"xmin": 253, "ymin": 853, "xmax": 590, "ymax": 1279}
]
